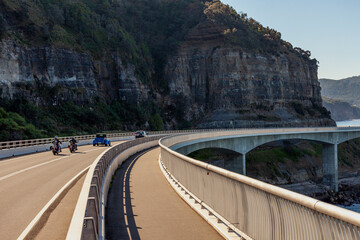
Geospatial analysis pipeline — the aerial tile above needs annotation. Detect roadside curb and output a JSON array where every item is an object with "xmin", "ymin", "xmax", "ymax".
[{"xmin": 17, "ymin": 167, "xmax": 90, "ymax": 240}]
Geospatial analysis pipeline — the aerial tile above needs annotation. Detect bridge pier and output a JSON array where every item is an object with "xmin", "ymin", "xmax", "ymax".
[
  {"xmin": 322, "ymin": 143, "xmax": 338, "ymax": 192},
  {"xmin": 225, "ymin": 154, "xmax": 246, "ymax": 175}
]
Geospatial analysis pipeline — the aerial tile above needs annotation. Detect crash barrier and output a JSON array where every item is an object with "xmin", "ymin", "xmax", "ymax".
[
  {"xmin": 0, "ymin": 129, "xmax": 238, "ymax": 159},
  {"xmin": 159, "ymin": 131, "xmax": 360, "ymax": 240},
  {"xmin": 3, "ymin": 126, "xmax": 357, "ymax": 150},
  {"xmin": 0, "ymin": 130, "xmax": 215, "ymax": 150},
  {"xmin": 66, "ymin": 136, "xmax": 163, "ymax": 240}
]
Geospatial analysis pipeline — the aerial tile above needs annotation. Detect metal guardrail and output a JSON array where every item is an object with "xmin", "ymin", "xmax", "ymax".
[
  {"xmin": 67, "ymin": 136, "xmax": 169, "ymax": 240},
  {"xmin": 159, "ymin": 129, "xmax": 360, "ymax": 240}
]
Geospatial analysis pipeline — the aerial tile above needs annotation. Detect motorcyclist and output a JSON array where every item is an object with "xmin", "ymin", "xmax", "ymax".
[
  {"xmin": 53, "ymin": 136, "xmax": 62, "ymax": 152},
  {"xmin": 69, "ymin": 137, "xmax": 78, "ymax": 150}
]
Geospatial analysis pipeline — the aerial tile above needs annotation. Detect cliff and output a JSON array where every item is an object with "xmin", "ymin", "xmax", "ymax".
[
  {"xmin": 164, "ymin": 3, "xmax": 334, "ymax": 128},
  {"xmin": 322, "ymin": 97, "xmax": 360, "ymax": 121},
  {"xmin": 0, "ymin": 0, "xmax": 335, "ymax": 139},
  {"xmin": 0, "ymin": 40, "xmax": 149, "ymax": 104}
]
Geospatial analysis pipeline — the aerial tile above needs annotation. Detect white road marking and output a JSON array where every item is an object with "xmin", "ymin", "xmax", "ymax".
[
  {"xmin": 0, "ymin": 148, "xmax": 103, "ymax": 181},
  {"xmin": 17, "ymin": 166, "xmax": 90, "ymax": 240}
]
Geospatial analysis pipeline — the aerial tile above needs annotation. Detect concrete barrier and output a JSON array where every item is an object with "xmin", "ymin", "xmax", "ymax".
[{"xmin": 66, "ymin": 136, "xmax": 162, "ymax": 240}]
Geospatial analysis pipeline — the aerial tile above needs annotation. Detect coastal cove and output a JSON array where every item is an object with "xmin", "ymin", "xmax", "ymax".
[{"xmin": 336, "ymin": 120, "xmax": 360, "ymax": 213}]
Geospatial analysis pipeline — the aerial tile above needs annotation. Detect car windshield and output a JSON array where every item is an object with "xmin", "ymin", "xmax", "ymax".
[{"xmin": 96, "ymin": 134, "xmax": 106, "ymax": 138}]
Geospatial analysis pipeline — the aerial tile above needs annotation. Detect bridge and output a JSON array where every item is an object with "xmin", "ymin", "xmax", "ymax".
[{"xmin": 0, "ymin": 128, "xmax": 359, "ymax": 239}]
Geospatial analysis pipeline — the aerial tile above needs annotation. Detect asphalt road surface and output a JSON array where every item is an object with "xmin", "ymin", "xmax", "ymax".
[
  {"xmin": 106, "ymin": 147, "xmax": 222, "ymax": 240},
  {"xmin": 0, "ymin": 144, "xmax": 113, "ymax": 240}
]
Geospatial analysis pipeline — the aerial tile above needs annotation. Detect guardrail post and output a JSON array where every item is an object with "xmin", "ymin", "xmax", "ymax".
[
  {"xmin": 82, "ymin": 217, "xmax": 98, "ymax": 240},
  {"xmin": 85, "ymin": 198, "xmax": 99, "ymax": 237}
]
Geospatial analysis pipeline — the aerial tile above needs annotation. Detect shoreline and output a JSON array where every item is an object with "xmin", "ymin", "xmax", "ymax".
[{"xmin": 279, "ymin": 175, "xmax": 360, "ymax": 210}]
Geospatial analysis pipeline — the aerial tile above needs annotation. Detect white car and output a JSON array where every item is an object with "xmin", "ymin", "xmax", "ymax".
[{"xmin": 135, "ymin": 130, "xmax": 147, "ymax": 138}]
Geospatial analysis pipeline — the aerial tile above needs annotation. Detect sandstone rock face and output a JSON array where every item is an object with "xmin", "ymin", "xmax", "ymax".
[
  {"xmin": 0, "ymin": 41, "xmax": 148, "ymax": 105},
  {"xmin": 0, "ymin": 35, "xmax": 335, "ymax": 128},
  {"xmin": 165, "ymin": 34, "xmax": 334, "ymax": 127}
]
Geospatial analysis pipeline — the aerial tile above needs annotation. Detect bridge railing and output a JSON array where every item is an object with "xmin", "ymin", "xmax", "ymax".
[{"xmin": 159, "ymin": 130, "xmax": 360, "ymax": 240}]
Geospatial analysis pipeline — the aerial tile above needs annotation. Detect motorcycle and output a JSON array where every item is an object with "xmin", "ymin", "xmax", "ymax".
[
  {"xmin": 68, "ymin": 142, "xmax": 76, "ymax": 153},
  {"xmin": 50, "ymin": 143, "xmax": 60, "ymax": 155}
]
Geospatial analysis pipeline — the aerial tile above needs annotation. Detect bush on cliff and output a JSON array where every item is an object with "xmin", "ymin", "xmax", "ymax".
[{"xmin": 0, "ymin": 107, "xmax": 44, "ymax": 141}]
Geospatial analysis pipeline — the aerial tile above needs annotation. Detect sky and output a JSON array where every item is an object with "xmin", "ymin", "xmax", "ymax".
[{"xmin": 221, "ymin": 0, "xmax": 360, "ymax": 80}]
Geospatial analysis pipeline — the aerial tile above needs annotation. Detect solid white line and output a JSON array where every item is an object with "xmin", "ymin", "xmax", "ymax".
[
  {"xmin": 17, "ymin": 166, "xmax": 90, "ymax": 240},
  {"xmin": 0, "ymin": 148, "xmax": 103, "ymax": 182}
]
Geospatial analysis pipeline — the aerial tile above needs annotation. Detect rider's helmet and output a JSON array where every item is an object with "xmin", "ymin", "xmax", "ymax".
[{"xmin": 55, "ymin": 136, "xmax": 58, "ymax": 139}]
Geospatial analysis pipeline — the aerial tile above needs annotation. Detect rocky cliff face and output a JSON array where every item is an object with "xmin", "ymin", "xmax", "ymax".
[
  {"xmin": 0, "ymin": 40, "xmax": 149, "ymax": 105},
  {"xmin": 165, "ymin": 22, "xmax": 335, "ymax": 128},
  {"xmin": 0, "ymin": 0, "xmax": 336, "ymax": 132}
]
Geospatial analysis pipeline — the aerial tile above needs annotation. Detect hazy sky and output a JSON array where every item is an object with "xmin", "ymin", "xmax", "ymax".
[{"xmin": 221, "ymin": 0, "xmax": 360, "ymax": 80}]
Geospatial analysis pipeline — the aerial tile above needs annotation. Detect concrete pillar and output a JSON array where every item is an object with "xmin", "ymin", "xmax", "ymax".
[
  {"xmin": 225, "ymin": 153, "xmax": 246, "ymax": 175},
  {"xmin": 322, "ymin": 143, "xmax": 338, "ymax": 192}
]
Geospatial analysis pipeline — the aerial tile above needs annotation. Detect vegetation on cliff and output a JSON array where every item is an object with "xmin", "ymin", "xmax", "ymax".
[{"xmin": 0, "ymin": 0, "xmax": 324, "ymax": 140}]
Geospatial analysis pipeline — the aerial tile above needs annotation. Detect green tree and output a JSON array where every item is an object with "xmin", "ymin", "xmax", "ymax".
[{"xmin": 150, "ymin": 113, "xmax": 163, "ymax": 131}]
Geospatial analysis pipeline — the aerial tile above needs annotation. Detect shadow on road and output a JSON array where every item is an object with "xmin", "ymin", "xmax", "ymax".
[{"xmin": 105, "ymin": 148, "xmax": 155, "ymax": 240}]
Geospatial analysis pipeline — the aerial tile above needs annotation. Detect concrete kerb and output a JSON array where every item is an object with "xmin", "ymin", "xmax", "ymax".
[
  {"xmin": 66, "ymin": 139, "xmax": 160, "ymax": 240},
  {"xmin": 66, "ymin": 140, "xmax": 119, "ymax": 240},
  {"xmin": 17, "ymin": 166, "xmax": 90, "ymax": 240}
]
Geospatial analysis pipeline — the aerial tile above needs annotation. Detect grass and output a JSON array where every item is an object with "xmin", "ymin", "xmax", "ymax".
[
  {"xmin": 188, "ymin": 149, "xmax": 217, "ymax": 162},
  {"xmin": 247, "ymin": 146, "xmax": 303, "ymax": 164}
]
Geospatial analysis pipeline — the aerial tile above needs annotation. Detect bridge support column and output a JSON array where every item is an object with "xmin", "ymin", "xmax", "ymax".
[
  {"xmin": 225, "ymin": 154, "xmax": 246, "ymax": 175},
  {"xmin": 322, "ymin": 143, "xmax": 338, "ymax": 192}
]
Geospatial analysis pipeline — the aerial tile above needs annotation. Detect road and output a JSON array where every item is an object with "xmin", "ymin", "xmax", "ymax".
[
  {"xmin": 106, "ymin": 147, "xmax": 222, "ymax": 240},
  {"xmin": 0, "ymin": 144, "xmax": 113, "ymax": 240}
]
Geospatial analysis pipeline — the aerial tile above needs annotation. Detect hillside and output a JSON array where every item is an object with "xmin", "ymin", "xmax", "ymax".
[
  {"xmin": 0, "ymin": 0, "xmax": 334, "ymax": 140},
  {"xmin": 322, "ymin": 97, "xmax": 360, "ymax": 121},
  {"xmin": 320, "ymin": 76, "xmax": 360, "ymax": 107}
]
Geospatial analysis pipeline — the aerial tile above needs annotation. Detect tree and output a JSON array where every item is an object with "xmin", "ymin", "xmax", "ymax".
[{"xmin": 150, "ymin": 113, "xmax": 163, "ymax": 131}]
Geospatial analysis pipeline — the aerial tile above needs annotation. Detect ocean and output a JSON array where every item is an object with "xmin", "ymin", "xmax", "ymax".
[
  {"xmin": 337, "ymin": 119, "xmax": 360, "ymax": 127},
  {"xmin": 336, "ymin": 119, "xmax": 360, "ymax": 213},
  {"xmin": 340, "ymin": 204, "xmax": 360, "ymax": 214}
]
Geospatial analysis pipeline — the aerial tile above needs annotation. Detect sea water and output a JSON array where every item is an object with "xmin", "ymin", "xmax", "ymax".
[
  {"xmin": 337, "ymin": 118, "xmax": 360, "ymax": 213},
  {"xmin": 340, "ymin": 204, "xmax": 360, "ymax": 213},
  {"xmin": 337, "ymin": 119, "xmax": 360, "ymax": 127}
]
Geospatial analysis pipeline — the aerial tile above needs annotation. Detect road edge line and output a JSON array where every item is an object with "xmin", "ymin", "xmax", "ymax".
[{"xmin": 17, "ymin": 166, "xmax": 90, "ymax": 240}]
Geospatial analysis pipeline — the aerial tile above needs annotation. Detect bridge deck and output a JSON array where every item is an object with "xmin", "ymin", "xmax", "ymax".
[
  {"xmin": 0, "ymin": 144, "xmax": 111, "ymax": 240},
  {"xmin": 106, "ymin": 147, "xmax": 222, "ymax": 240}
]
